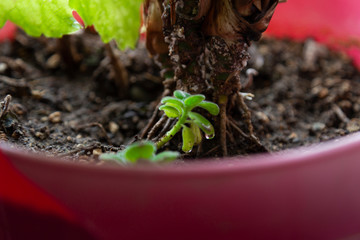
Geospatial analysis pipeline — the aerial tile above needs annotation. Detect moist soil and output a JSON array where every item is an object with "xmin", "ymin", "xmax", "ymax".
[{"xmin": 0, "ymin": 30, "xmax": 359, "ymax": 163}]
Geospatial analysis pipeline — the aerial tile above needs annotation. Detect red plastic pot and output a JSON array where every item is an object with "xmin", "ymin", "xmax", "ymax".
[{"xmin": 1, "ymin": 0, "xmax": 360, "ymax": 239}]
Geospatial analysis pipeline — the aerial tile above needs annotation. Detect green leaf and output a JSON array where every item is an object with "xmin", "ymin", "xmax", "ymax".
[
  {"xmin": 159, "ymin": 105, "xmax": 180, "ymax": 118},
  {"xmin": 174, "ymin": 90, "xmax": 190, "ymax": 100},
  {"xmin": 0, "ymin": 4, "xmax": 10, "ymax": 28},
  {"xmin": 161, "ymin": 97, "xmax": 185, "ymax": 108},
  {"xmin": 182, "ymin": 125, "xmax": 195, "ymax": 153},
  {"xmin": 166, "ymin": 102, "xmax": 184, "ymax": 115},
  {"xmin": 188, "ymin": 112, "xmax": 215, "ymax": 139},
  {"xmin": 99, "ymin": 152, "xmax": 127, "ymax": 164},
  {"xmin": 190, "ymin": 122, "xmax": 202, "ymax": 145},
  {"xmin": 69, "ymin": 0, "xmax": 142, "ymax": 49},
  {"xmin": 1, "ymin": 0, "xmax": 80, "ymax": 38},
  {"xmin": 161, "ymin": 97, "xmax": 185, "ymax": 114},
  {"xmin": 198, "ymin": 101, "xmax": 220, "ymax": 116},
  {"xmin": 151, "ymin": 151, "xmax": 180, "ymax": 162},
  {"xmin": 123, "ymin": 141, "xmax": 156, "ymax": 163},
  {"xmin": 184, "ymin": 95, "xmax": 205, "ymax": 109}
]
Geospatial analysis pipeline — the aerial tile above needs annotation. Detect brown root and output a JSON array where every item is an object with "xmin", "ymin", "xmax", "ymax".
[
  {"xmin": 139, "ymin": 78, "xmax": 176, "ymax": 140},
  {"xmin": 146, "ymin": 114, "xmax": 168, "ymax": 140}
]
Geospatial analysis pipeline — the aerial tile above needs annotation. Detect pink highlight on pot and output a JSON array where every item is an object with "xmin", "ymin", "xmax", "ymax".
[
  {"xmin": 347, "ymin": 47, "xmax": 360, "ymax": 69},
  {"xmin": 266, "ymin": 0, "xmax": 360, "ymax": 69},
  {"xmin": 0, "ymin": 149, "xmax": 75, "ymax": 222}
]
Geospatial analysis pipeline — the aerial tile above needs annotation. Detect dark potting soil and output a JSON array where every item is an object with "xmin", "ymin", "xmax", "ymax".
[{"xmin": 0, "ymin": 30, "xmax": 359, "ymax": 163}]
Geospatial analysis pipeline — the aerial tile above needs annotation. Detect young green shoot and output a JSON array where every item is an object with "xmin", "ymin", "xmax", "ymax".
[
  {"xmin": 100, "ymin": 141, "xmax": 179, "ymax": 165},
  {"xmin": 157, "ymin": 90, "xmax": 220, "ymax": 152}
]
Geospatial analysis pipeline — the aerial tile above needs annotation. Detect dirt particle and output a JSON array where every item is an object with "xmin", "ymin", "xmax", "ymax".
[
  {"xmin": 48, "ymin": 111, "xmax": 62, "ymax": 123},
  {"xmin": 76, "ymin": 144, "xmax": 84, "ymax": 148},
  {"xmin": 11, "ymin": 103, "xmax": 26, "ymax": 116},
  {"xmin": 318, "ymin": 88, "xmax": 329, "ymax": 99},
  {"xmin": 31, "ymin": 89, "xmax": 46, "ymax": 99},
  {"xmin": 0, "ymin": 131, "xmax": 7, "ymax": 142},
  {"xmin": 35, "ymin": 131, "xmax": 46, "ymax": 140},
  {"xmin": 0, "ymin": 63, "xmax": 7, "ymax": 73},
  {"xmin": 255, "ymin": 111, "xmax": 270, "ymax": 124},
  {"xmin": 312, "ymin": 122, "xmax": 326, "ymax": 132},
  {"xmin": 346, "ymin": 119, "xmax": 360, "ymax": 133},
  {"xmin": 63, "ymin": 101, "xmax": 73, "ymax": 112},
  {"xmin": 288, "ymin": 132, "xmax": 298, "ymax": 140},
  {"xmin": 92, "ymin": 148, "xmax": 102, "ymax": 156},
  {"xmin": 46, "ymin": 54, "xmax": 61, "ymax": 69},
  {"xmin": 109, "ymin": 121, "xmax": 119, "ymax": 134},
  {"xmin": 41, "ymin": 116, "xmax": 48, "ymax": 122}
]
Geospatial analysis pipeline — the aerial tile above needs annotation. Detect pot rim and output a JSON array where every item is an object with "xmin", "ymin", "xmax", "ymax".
[{"xmin": 2, "ymin": 132, "xmax": 360, "ymax": 177}]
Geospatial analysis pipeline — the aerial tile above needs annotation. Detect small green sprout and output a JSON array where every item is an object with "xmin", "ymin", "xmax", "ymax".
[
  {"xmin": 100, "ymin": 141, "xmax": 179, "ymax": 165},
  {"xmin": 157, "ymin": 90, "xmax": 220, "ymax": 152}
]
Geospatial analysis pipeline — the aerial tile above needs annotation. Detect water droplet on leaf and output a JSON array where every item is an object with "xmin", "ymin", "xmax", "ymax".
[{"xmin": 205, "ymin": 133, "xmax": 215, "ymax": 139}]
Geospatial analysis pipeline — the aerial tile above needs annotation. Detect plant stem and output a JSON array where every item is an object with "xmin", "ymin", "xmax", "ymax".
[
  {"xmin": 218, "ymin": 94, "xmax": 228, "ymax": 156},
  {"xmin": 156, "ymin": 111, "xmax": 188, "ymax": 149}
]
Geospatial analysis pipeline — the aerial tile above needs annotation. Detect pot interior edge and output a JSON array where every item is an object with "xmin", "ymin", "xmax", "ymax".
[{"xmin": 1, "ymin": 132, "xmax": 360, "ymax": 175}]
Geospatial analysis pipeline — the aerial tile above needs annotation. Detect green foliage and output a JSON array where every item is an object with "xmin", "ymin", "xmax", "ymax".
[
  {"xmin": 100, "ymin": 141, "xmax": 179, "ymax": 165},
  {"xmin": 0, "ymin": 0, "xmax": 80, "ymax": 37},
  {"xmin": 69, "ymin": 0, "xmax": 143, "ymax": 49},
  {"xmin": 157, "ymin": 90, "xmax": 220, "ymax": 152},
  {"xmin": 0, "ymin": 0, "xmax": 142, "ymax": 49}
]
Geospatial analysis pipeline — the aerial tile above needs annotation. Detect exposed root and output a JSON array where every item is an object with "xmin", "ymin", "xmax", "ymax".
[
  {"xmin": 140, "ymin": 101, "xmax": 162, "ymax": 139},
  {"xmin": 226, "ymin": 129, "xmax": 235, "ymax": 144},
  {"xmin": 237, "ymin": 92, "xmax": 255, "ymax": 136},
  {"xmin": 154, "ymin": 118, "xmax": 174, "ymax": 141},
  {"xmin": 0, "ymin": 95, "xmax": 11, "ymax": 119},
  {"xmin": 227, "ymin": 116, "xmax": 248, "ymax": 139},
  {"xmin": 223, "ymin": 93, "xmax": 267, "ymax": 151},
  {"xmin": 147, "ymin": 115, "xmax": 168, "ymax": 140},
  {"xmin": 139, "ymin": 78, "xmax": 176, "ymax": 140}
]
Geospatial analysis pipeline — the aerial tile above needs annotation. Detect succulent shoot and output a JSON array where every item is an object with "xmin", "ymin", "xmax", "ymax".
[
  {"xmin": 100, "ymin": 141, "xmax": 179, "ymax": 165},
  {"xmin": 157, "ymin": 90, "xmax": 220, "ymax": 152}
]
